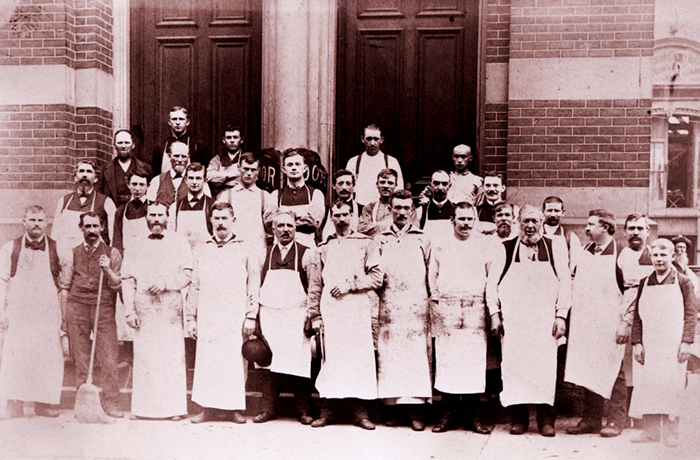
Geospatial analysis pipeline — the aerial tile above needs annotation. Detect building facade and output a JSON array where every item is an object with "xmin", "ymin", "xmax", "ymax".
[{"xmin": 0, "ymin": 0, "xmax": 698, "ymax": 260}]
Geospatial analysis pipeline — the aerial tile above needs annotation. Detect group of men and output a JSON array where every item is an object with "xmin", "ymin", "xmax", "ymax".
[{"xmin": 0, "ymin": 114, "xmax": 696, "ymax": 449}]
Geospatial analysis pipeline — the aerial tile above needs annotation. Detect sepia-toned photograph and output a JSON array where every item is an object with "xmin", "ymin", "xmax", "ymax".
[{"xmin": 0, "ymin": 0, "xmax": 699, "ymax": 458}]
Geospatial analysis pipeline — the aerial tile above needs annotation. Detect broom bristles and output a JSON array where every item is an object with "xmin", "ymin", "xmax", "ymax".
[{"xmin": 74, "ymin": 383, "xmax": 114, "ymax": 424}]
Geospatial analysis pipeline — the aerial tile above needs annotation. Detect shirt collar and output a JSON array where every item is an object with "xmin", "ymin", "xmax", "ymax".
[
  {"xmin": 188, "ymin": 192, "xmax": 203, "ymax": 202},
  {"xmin": 278, "ymin": 241, "xmax": 294, "ymax": 252},
  {"xmin": 83, "ymin": 239, "xmax": 101, "ymax": 252}
]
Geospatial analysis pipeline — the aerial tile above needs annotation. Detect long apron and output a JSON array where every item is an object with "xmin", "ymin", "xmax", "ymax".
[
  {"xmin": 191, "ymin": 245, "xmax": 249, "ymax": 410},
  {"xmin": 0, "ymin": 245, "xmax": 63, "ymax": 404},
  {"xmin": 53, "ymin": 194, "xmax": 96, "ymax": 249},
  {"xmin": 258, "ymin": 247, "xmax": 311, "ymax": 378},
  {"xmin": 377, "ymin": 236, "xmax": 431, "ymax": 400},
  {"xmin": 279, "ymin": 188, "xmax": 316, "ymax": 248},
  {"xmin": 629, "ymin": 276, "xmax": 687, "ymax": 418},
  {"xmin": 422, "ymin": 219, "xmax": 452, "ymax": 248},
  {"xmin": 565, "ymin": 249, "xmax": 624, "ymax": 398},
  {"xmin": 115, "ymin": 206, "xmax": 147, "ymax": 341},
  {"xmin": 498, "ymin": 242, "xmax": 559, "ymax": 407},
  {"xmin": 131, "ymin": 289, "xmax": 187, "ymax": 418},
  {"xmin": 432, "ymin": 241, "xmax": 489, "ymax": 395},
  {"xmin": 175, "ymin": 204, "xmax": 211, "ymax": 250},
  {"xmin": 315, "ymin": 244, "xmax": 377, "ymax": 399}
]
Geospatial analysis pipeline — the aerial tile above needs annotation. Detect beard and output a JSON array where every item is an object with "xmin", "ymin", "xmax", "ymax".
[
  {"xmin": 521, "ymin": 233, "xmax": 541, "ymax": 246},
  {"xmin": 497, "ymin": 222, "xmax": 512, "ymax": 238}
]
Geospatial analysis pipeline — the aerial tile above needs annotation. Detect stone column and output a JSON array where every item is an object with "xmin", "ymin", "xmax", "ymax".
[
  {"xmin": 262, "ymin": 0, "xmax": 336, "ymax": 169},
  {"xmin": 112, "ymin": 0, "xmax": 129, "ymax": 131}
]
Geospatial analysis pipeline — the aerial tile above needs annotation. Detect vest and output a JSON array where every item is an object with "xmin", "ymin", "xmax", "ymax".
[
  {"xmin": 260, "ymin": 242, "xmax": 309, "ymax": 293},
  {"xmin": 419, "ymin": 200, "xmax": 455, "ymax": 229},
  {"xmin": 10, "ymin": 236, "xmax": 60, "ymax": 288},
  {"xmin": 499, "ymin": 236, "xmax": 557, "ymax": 284},
  {"xmin": 156, "ymin": 172, "xmax": 188, "ymax": 207},
  {"xmin": 68, "ymin": 241, "xmax": 115, "ymax": 305}
]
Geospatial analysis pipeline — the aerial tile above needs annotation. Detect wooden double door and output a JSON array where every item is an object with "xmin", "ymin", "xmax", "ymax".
[
  {"xmin": 130, "ymin": 0, "xmax": 262, "ymax": 162},
  {"xmin": 336, "ymin": 0, "xmax": 480, "ymax": 189}
]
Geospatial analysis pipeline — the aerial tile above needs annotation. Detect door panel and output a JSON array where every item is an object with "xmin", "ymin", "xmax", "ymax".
[
  {"xmin": 337, "ymin": 0, "xmax": 479, "ymax": 190},
  {"xmin": 130, "ymin": 0, "xmax": 262, "ymax": 165}
]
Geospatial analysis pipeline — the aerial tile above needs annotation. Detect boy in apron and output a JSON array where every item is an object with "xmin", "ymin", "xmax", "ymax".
[{"xmin": 630, "ymin": 238, "xmax": 697, "ymax": 447}]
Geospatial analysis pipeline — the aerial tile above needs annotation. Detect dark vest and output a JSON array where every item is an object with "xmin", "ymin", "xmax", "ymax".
[
  {"xmin": 499, "ymin": 236, "xmax": 557, "ymax": 284},
  {"xmin": 68, "ymin": 241, "xmax": 115, "ymax": 305},
  {"xmin": 156, "ymin": 172, "xmax": 188, "ymax": 207},
  {"xmin": 261, "ymin": 242, "xmax": 309, "ymax": 293},
  {"xmin": 10, "ymin": 236, "xmax": 60, "ymax": 288},
  {"xmin": 419, "ymin": 200, "xmax": 455, "ymax": 229}
]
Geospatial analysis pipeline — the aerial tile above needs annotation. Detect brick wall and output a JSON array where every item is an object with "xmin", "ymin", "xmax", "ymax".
[
  {"xmin": 487, "ymin": 0, "xmax": 511, "ymax": 63},
  {"xmin": 484, "ymin": 103, "xmax": 509, "ymax": 174},
  {"xmin": 0, "ymin": 104, "xmax": 112, "ymax": 190},
  {"xmin": 0, "ymin": 0, "xmax": 112, "ymax": 72},
  {"xmin": 510, "ymin": 0, "xmax": 654, "ymax": 59},
  {"xmin": 507, "ymin": 98, "xmax": 651, "ymax": 187}
]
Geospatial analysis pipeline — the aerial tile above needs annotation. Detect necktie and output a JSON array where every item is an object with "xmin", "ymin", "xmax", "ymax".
[
  {"xmin": 148, "ymin": 234, "xmax": 164, "ymax": 240},
  {"xmin": 25, "ymin": 239, "xmax": 46, "ymax": 251}
]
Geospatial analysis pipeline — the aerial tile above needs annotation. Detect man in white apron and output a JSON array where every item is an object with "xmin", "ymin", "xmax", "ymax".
[
  {"xmin": 375, "ymin": 190, "xmax": 432, "ymax": 431},
  {"xmin": 428, "ymin": 202, "xmax": 495, "ymax": 434},
  {"xmin": 266, "ymin": 149, "xmax": 325, "ymax": 248},
  {"xmin": 207, "ymin": 125, "xmax": 244, "ymax": 200},
  {"xmin": 487, "ymin": 205, "xmax": 570, "ymax": 437},
  {"xmin": 319, "ymin": 169, "xmax": 362, "ymax": 244},
  {"xmin": 253, "ymin": 211, "xmax": 315, "ymax": 425},
  {"xmin": 146, "ymin": 141, "xmax": 212, "ymax": 208},
  {"xmin": 185, "ymin": 202, "xmax": 260, "ymax": 424},
  {"xmin": 65, "ymin": 212, "xmax": 124, "ymax": 418},
  {"xmin": 307, "ymin": 201, "xmax": 383, "ymax": 430},
  {"xmin": 0, "ymin": 205, "xmax": 71, "ymax": 418},
  {"xmin": 52, "ymin": 161, "xmax": 116, "ymax": 249},
  {"xmin": 599, "ymin": 213, "xmax": 655, "ymax": 437},
  {"xmin": 416, "ymin": 170, "xmax": 455, "ymax": 245},
  {"xmin": 122, "ymin": 202, "xmax": 192, "ymax": 420},
  {"xmin": 630, "ymin": 239, "xmax": 697, "ymax": 447},
  {"xmin": 217, "ymin": 152, "xmax": 271, "ymax": 251},
  {"xmin": 168, "ymin": 162, "xmax": 215, "ymax": 250},
  {"xmin": 565, "ymin": 209, "xmax": 627, "ymax": 435}
]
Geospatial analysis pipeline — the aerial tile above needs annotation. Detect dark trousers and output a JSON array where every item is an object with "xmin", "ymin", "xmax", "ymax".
[
  {"xmin": 67, "ymin": 298, "xmax": 120, "ymax": 407},
  {"xmin": 260, "ymin": 369, "xmax": 313, "ymax": 416},
  {"xmin": 509, "ymin": 404, "xmax": 556, "ymax": 429},
  {"xmin": 438, "ymin": 392, "xmax": 483, "ymax": 423},
  {"xmin": 581, "ymin": 364, "xmax": 627, "ymax": 427},
  {"xmin": 319, "ymin": 398, "xmax": 370, "ymax": 422}
]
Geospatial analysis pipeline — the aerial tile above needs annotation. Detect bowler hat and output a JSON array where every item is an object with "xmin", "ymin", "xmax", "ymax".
[
  {"xmin": 672, "ymin": 234, "xmax": 692, "ymax": 248},
  {"xmin": 242, "ymin": 337, "xmax": 272, "ymax": 367}
]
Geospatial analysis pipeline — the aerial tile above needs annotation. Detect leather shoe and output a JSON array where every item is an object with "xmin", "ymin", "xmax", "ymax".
[
  {"xmin": 566, "ymin": 420, "xmax": 601, "ymax": 435},
  {"xmin": 230, "ymin": 411, "xmax": 247, "ymax": 424},
  {"xmin": 357, "ymin": 418, "xmax": 376, "ymax": 430},
  {"xmin": 471, "ymin": 420, "xmax": 492, "ymax": 435},
  {"xmin": 510, "ymin": 423, "xmax": 527, "ymax": 435},
  {"xmin": 34, "ymin": 403, "xmax": 59, "ymax": 418},
  {"xmin": 410, "ymin": 418, "xmax": 425, "ymax": 432},
  {"xmin": 104, "ymin": 406, "xmax": 124, "ymax": 419},
  {"xmin": 599, "ymin": 422, "xmax": 623, "ymax": 437},
  {"xmin": 299, "ymin": 414, "xmax": 314, "ymax": 425},
  {"xmin": 385, "ymin": 417, "xmax": 400, "ymax": 427},
  {"xmin": 540, "ymin": 424, "xmax": 556, "ymax": 437},
  {"xmin": 311, "ymin": 417, "xmax": 329, "ymax": 428},
  {"xmin": 253, "ymin": 411, "xmax": 275, "ymax": 424},
  {"xmin": 190, "ymin": 411, "xmax": 212, "ymax": 424},
  {"xmin": 432, "ymin": 418, "xmax": 456, "ymax": 433}
]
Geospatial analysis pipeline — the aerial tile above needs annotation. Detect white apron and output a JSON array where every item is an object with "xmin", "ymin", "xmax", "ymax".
[
  {"xmin": 191, "ymin": 244, "xmax": 249, "ymax": 410},
  {"xmin": 629, "ymin": 275, "xmax": 687, "ymax": 418},
  {"xmin": 258, "ymin": 244, "xmax": 311, "ymax": 378},
  {"xmin": 278, "ymin": 187, "xmax": 316, "ymax": 248},
  {"xmin": 422, "ymin": 219, "xmax": 452, "ymax": 247},
  {"xmin": 376, "ymin": 235, "xmax": 432, "ymax": 400},
  {"xmin": 175, "ymin": 204, "xmax": 211, "ymax": 250},
  {"xmin": 115, "ymin": 206, "xmax": 147, "ymax": 341},
  {"xmin": 565, "ymin": 248, "xmax": 624, "ymax": 398},
  {"xmin": 227, "ymin": 188, "xmax": 267, "ymax": 251},
  {"xmin": 432, "ymin": 239, "xmax": 489, "ymax": 395},
  {"xmin": 315, "ymin": 243, "xmax": 377, "ymax": 399},
  {"xmin": 0, "ymin": 244, "xmax": 63, "ymax": 404},
  {"xmin": 53, "ymin": 194, "xmax": 96, "ymax": 249},
  {"xmin": 498, "ymin": 241, "xmax": 559, "ymax": 406}
]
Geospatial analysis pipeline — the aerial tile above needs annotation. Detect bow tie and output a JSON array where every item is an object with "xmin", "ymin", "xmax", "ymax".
[
  {"xmin": 77, "ymin": 191, "xmax": 90, "ymax": 199},
  {"xmin": 593, "ymin": 245, "xmax": 604, "ymax": 254},
  {"xmin": 148, "ymin": 234, "xmax": 164, "ymax": 240},
  {"xmin": 25, "ymin": 239, "xmax": 46, "ymax": 251},
  {"xmin": 174, "ymin": 173, "xmax": 182, "ymax": 179}
]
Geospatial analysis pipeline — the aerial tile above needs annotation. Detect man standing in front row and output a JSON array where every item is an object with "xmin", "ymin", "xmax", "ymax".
[
  {"xmin": 254, "ymin": 211, "xmax": 316, "ymax": 425},
  {"xmin": 429, "ymin": 202, "xmax": 495, "ymax": 435},
  {"xmin": 186, "ymin": 202, "xmax": 260, "ymax": 424},
  {"xmin": 307, "ymin": 201, "xmax": 383, "ymax": 430},
  {"xmin": 65, "ymin": 212, "xmax": 124, "ymax": 418},
  {"xmin": 0, "ymin": 206, "xmax": 71, "ymax": 419},
  {"xmin": 346, "ymin": 124, "xmax": 404, "ymax": 207},
  {"xmin": 122, "ymin": 202, "xmax": 192, "ymax": 420},
  {"xmin": 565, "ymin": 209, "xmax": 626, "ymax": 436},
  {"xmin": 488, "ymin": 205, "xmax": 571, "ymax": 437},
  {"xmin": 375, "ymin": 190, "xmax": 432, "ymax": 431}
]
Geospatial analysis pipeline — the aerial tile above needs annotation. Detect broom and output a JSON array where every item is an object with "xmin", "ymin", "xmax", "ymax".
[{"xmin": 75, "ymin": 269, "xmax": 115, "ymax": 424}]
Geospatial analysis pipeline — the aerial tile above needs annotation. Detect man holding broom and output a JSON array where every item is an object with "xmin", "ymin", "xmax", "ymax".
[{"xmin": 65, "ymin": 211, "xmax": 124, "ymax": 419}]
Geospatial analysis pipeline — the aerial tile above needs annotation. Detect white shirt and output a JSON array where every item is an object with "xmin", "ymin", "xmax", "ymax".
[{"xmin": 346, "ymin": 151, "xmax": 404, "ymax": 206}]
